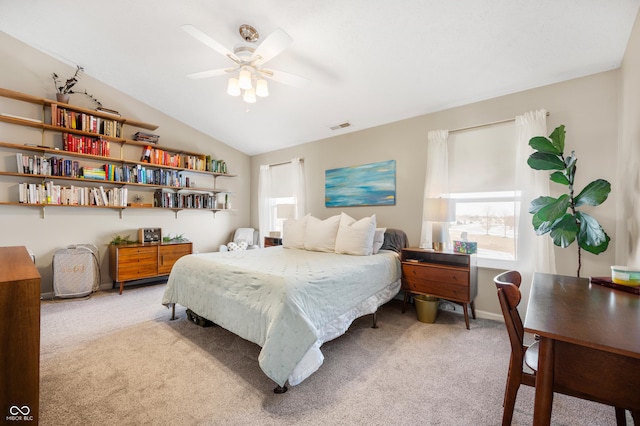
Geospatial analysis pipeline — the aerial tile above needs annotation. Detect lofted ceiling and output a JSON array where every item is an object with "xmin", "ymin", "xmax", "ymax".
[{"xmin": 1, "ymin": 0, "xmax": 639, "ymax": 155}]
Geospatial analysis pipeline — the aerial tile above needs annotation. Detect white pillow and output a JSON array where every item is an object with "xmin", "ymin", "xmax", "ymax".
[
  {"xmin": 335, "ymin": 213, "xmax": 377, "ymax": 256},
  {"xmin": 304, "ymin": 214, "xmax": 341, "ymax": 252},
  {"xmin": 372, "ymin": 227, "xmax": 387, "ymax": 254},
  {"xmin": 283, "ymin": 214, "xmax": 309, "ymax": 249}
]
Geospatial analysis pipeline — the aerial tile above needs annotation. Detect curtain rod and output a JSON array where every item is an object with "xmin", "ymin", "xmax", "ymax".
[
  {"xmin": 449, "ymin": 111, "xmax": 550, "ymax": 134},
  {"xmin": 269, "ymin": 158, "xmax": 304, "ymax": 167}
]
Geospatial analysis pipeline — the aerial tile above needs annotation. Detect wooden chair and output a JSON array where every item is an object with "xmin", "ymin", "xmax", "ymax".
[{"xmin": 494, "ymin": 271, "xmax": 630, "ymax": 426}]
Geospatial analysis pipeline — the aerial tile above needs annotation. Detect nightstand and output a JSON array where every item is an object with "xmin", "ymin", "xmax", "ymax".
[
  {"xmin": 401, "ymin": 248, "xmax": 478, "ymax": 329},
  {"xmin": 264, "ymin": 236, "xmax": 282, "ymax": 247}
]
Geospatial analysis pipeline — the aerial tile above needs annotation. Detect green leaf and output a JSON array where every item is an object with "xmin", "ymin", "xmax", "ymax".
[
  {"xmin": 576, "ymin": 212, "xmax": 610, "ymax": 254},
  {"xmin": 529, "ymin": 196, "xmax": 556, "ymax": 214},
  {"xmin": 527, "ymin": 152, "xmax": 566, "ymax": 170},
  {"xmin": 532, "ymin": 212, "xmax": 562, "ymax": 236},
  {"xmin": 535, "ymin": 194, "xmax": 570, "ymax": 223},
  {"xmin": 549, "ymin": 213, "xmax": 578, "ymax": 248},
  {"xmin": 549, "ymin": 125, "xmax": 565, "ymax": 154},
  {"xmin": 529, "ymin": 136, "xmax": 561, "ymax": 155},
  {"xmin": 574, "ymin": 179, "xmax": 611, "ymax": 207},
  {"xmin": 549, "ymin": 171, "xmax": 570, "ymax": 186}
]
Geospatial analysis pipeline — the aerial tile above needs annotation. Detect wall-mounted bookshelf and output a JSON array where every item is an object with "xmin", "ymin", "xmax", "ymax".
[{"xmin": 0, "ymin": 88, "xmax": 236, "ymax": 218}]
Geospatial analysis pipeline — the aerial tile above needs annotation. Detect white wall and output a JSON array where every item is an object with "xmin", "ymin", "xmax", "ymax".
[
  {"xmin": 0, "ymin": 33, "xmax": 251, "ymax": 294},
  {"xmin": 250, "ymin": 69, "xmax": 623, "ymax": 319}
]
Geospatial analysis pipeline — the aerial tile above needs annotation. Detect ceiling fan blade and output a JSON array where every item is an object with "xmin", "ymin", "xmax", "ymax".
[
  {"xmin": 181, "ymin": 24, "xmax": 240, "ymax": 64},
  {"xmin": 260, "ymin": 68, "xmax": 310, "ymax": 88},
  {"xmin": 252, "ymin": 28, "xmax": 293, "ymax": 64},
  {"xmin": 186, "ymin": 68, "xmax": 235, "ymax": 79}
]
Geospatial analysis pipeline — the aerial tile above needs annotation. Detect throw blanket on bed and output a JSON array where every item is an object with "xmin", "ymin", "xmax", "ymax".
[{"xmin": 162, "ymin": 247, "xmax": 401, "ymax": 386}]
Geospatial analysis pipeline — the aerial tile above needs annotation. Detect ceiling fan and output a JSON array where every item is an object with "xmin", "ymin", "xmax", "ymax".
[{"xmin": 182, "ymin": 23, "xmax": 310, "ymax": 101}]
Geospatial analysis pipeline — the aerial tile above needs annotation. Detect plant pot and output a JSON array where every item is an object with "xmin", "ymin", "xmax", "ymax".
[{"xmin": 56, "ymin": 93, "xmax": 70, "ymax": 103}]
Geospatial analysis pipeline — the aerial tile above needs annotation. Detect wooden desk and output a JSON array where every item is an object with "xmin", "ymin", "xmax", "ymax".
[{"xmin": 524, "ymin": 272, "xmax": 640, "ymax": 425}]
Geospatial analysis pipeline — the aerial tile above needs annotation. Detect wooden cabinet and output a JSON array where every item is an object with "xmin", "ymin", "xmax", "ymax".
[
  {"xmin": 401, "ymin": 248, "xmax": 477, "ymax": 329},
  {"xmin": 0, "ymin": 87, "xmax": 235, "ymax": 216},
  {"xmin": 109, "ymin": 242, "xmax": 192, "ymax": 294},
  {"xmin": 158, "ymin": 243, "xmax": 193, "ymax": 275},
  {"xmin": 0, "ymin": 246, "xmax": 41, "ymax": 423},
  {"xmin": 264, "ymin": 236, "xmax": 282, "ymax": 247}
]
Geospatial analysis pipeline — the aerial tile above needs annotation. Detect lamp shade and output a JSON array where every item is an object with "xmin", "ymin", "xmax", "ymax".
[
  {"xmin": 227, "ymin": 78, "xmax": 241, "ymax": 96},
  {"xmin": 256, "ymin": 79, "xmax": 269, "ymax": 97},
  {"xmin": 276, "ymin": 203, "xmax": 295, "ymax": 219},
  {"xmin": 424, "ymin": 198, "xmax": 456, "ymax": 222},
  {"xmin": 243, "ymin": 87, "xmax": 257, "ymax": 103},
  {"xmin": 238, "ymin": 69, "xmax": 252, "ymax": 90}
]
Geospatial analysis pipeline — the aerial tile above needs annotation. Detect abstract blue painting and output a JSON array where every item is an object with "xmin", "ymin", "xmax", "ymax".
[{"xmin": 325, "ymin": 160, "xmax": 396, "ymax": 207}]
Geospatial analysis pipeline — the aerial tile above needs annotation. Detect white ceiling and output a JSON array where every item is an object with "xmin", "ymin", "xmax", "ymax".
[{"xmin": 2, "ymin": 1, "xmax": 639, "ymax": 155}]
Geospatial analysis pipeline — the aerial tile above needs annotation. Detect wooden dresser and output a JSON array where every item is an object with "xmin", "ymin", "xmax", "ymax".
[
  {"xmin": 401, "ymin": 248, "xmax": 477, "ymax": 329},
  {"xmin": 0, "ymin": 246, "xmax": 40, "ymax": 423},
  {"xmin": 109, "ymin": 242, "xmax": 192, "ymax": 294}
]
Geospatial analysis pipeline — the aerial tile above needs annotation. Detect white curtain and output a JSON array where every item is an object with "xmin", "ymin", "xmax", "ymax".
[
  {"xmin": 515, "ymin": 109, "xmax": 556, "ymax": 313},
  {"xmin": 420, "ymin": 130, "xmax": 450, "ymax": 248},
  {"xmin": 291, "ymin": 157, "xmax": 306, "ymax": 218},
  {"xmin": 258, "ymin": 165, "xmax": 272, "ymax": 248}
]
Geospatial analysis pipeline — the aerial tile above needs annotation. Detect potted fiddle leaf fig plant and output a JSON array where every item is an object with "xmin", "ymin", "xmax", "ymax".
[{"xmin": 527, "ymin": 125, "xmax": 611, "ymax": 277}]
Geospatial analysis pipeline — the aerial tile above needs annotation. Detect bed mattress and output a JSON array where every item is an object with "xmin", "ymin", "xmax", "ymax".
[{"xmin": 162, "ymin": 246, "xmax": 401, "ymax": 386}]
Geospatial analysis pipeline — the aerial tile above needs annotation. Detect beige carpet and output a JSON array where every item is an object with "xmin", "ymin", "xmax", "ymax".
[{"xmin": 39, "ymin": 284, "xmax": 623, "ymax": 425}]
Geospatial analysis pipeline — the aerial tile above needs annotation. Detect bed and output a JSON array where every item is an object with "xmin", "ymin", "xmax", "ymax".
[{"xmin": 162, "ymin": 226, "xmax": 407, "ymax": 392}]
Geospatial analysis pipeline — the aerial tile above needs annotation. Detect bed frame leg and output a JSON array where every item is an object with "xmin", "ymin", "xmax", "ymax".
[
  {"xmin": 170, "ymin": 303, "xmax": 176, "ymax": 320},
  {"xmin": 372, "ymin": 312, "xmax": 378, "ymax": 329},
  {"xmin": 274, "ymin": 384, "xmax": 288, "ymax": 394}
]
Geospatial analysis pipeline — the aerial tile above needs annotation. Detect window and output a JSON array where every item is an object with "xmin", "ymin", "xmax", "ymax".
[
  {"xmin": 447, "ymin": 121, "xmax": 518, "ymax": 266},
  {"xmin": 449, "ymin": 191, "xmax": 520, "ymax": 262},
  {"xmin": 258, "ymin": 158, "xmax": 305, "ymax": 240}
]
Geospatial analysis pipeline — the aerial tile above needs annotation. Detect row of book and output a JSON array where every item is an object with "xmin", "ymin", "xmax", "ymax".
[
  {"xmin": 18, "ymin": 182, "xmax": 128, "ymax": 207},
  {"xmin": 140, "ymin": 148, "xmax": 229, "ymax": 174},
  {"xmin": 52, "ymin": 105, "xmax": 123, "ymax": 137},
  {"xmin": 63, "ymin": 133, "xmax": 111, "ymax": 156},
  {"xmin": 14, "ymin": 152, "xmax": 192, "ymax": 187},
  {"xmin": 140, "ymin": 146, "xmax": 182, "ymax": 167},
  {"xmin": 205, "ymin": 156, "xmax": 228, "ymax": 174},
  {"xmin": 16, "ymin": 153, "xmax": 80, "ymax": 177},
  {"xmin": 154, "ymin": 189, "xmax": 217, "ymax": 209}
]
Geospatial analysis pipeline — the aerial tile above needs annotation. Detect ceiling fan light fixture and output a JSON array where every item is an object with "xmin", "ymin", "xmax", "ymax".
[
  {"xmin": 227, "ymin": 77, "xmax": 241, "ymax": 96},
  {"xmin": 238, "ymin": 69, "xmax": 252, "ymax": 90},
  {"xmin": 243, "ymin": 87, "xmax": 257, "ymax": 103},
  {"xmin": 256, "ymin": 79, "xmax": 269, "ymax": 97}
]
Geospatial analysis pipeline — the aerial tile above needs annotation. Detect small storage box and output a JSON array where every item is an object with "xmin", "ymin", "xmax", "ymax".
[
  {"xmin": 453, "ymin": 240, "xmax": 477, "ymax": 254},
  {"xmin": 611, "ymin": 266, "xmax": 640, "ymax": 287}
]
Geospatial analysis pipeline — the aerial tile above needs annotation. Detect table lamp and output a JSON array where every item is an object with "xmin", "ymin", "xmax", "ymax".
[
  {"xmin": 424, "ymin": 198, "xmax": 456, "ymax": 251},
  {"xmin": 273, "ymin": 204, "xmax": 295, "ymax": 237}
]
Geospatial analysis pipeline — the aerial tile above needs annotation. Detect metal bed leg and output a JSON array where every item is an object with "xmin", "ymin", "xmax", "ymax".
[
  {"xmin": 372, "ymin": 311, "xmax": 378, "ymax": 329},
  {"xmin": 170, "ymin": 303, "xmax": 176, "ymax": 320},
  {"xmin": 274, "ymin": 384, "xmax": 288, "ymax": 394}
]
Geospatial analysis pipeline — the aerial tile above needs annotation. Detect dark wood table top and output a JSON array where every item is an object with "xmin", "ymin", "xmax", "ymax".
[{"xmin": 524, "ymin": 272, "xmax": 640, "ymax": 360}]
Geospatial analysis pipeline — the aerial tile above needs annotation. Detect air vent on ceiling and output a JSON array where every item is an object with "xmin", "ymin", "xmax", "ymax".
[{"xmin": 330, "ymin": 122, "xmax": 351, "ymax": 131}]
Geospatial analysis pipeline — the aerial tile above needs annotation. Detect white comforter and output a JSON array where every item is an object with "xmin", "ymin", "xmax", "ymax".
[{"xmin": 162, "ymin": 246, "xmax": 401, "ymax": 386}]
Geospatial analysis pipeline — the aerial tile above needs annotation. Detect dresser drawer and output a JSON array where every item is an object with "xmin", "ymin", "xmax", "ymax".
[
  {"xmin": 117, "ymin": 263, "xmax": 158, "ymax": 281},
  {"xmin": 402, "ymin": 263, "xmax": 470, "ymax": 301},
  {"xmin": 117, "ymin": 246, "xmax": 158, "ymax": 263}
]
